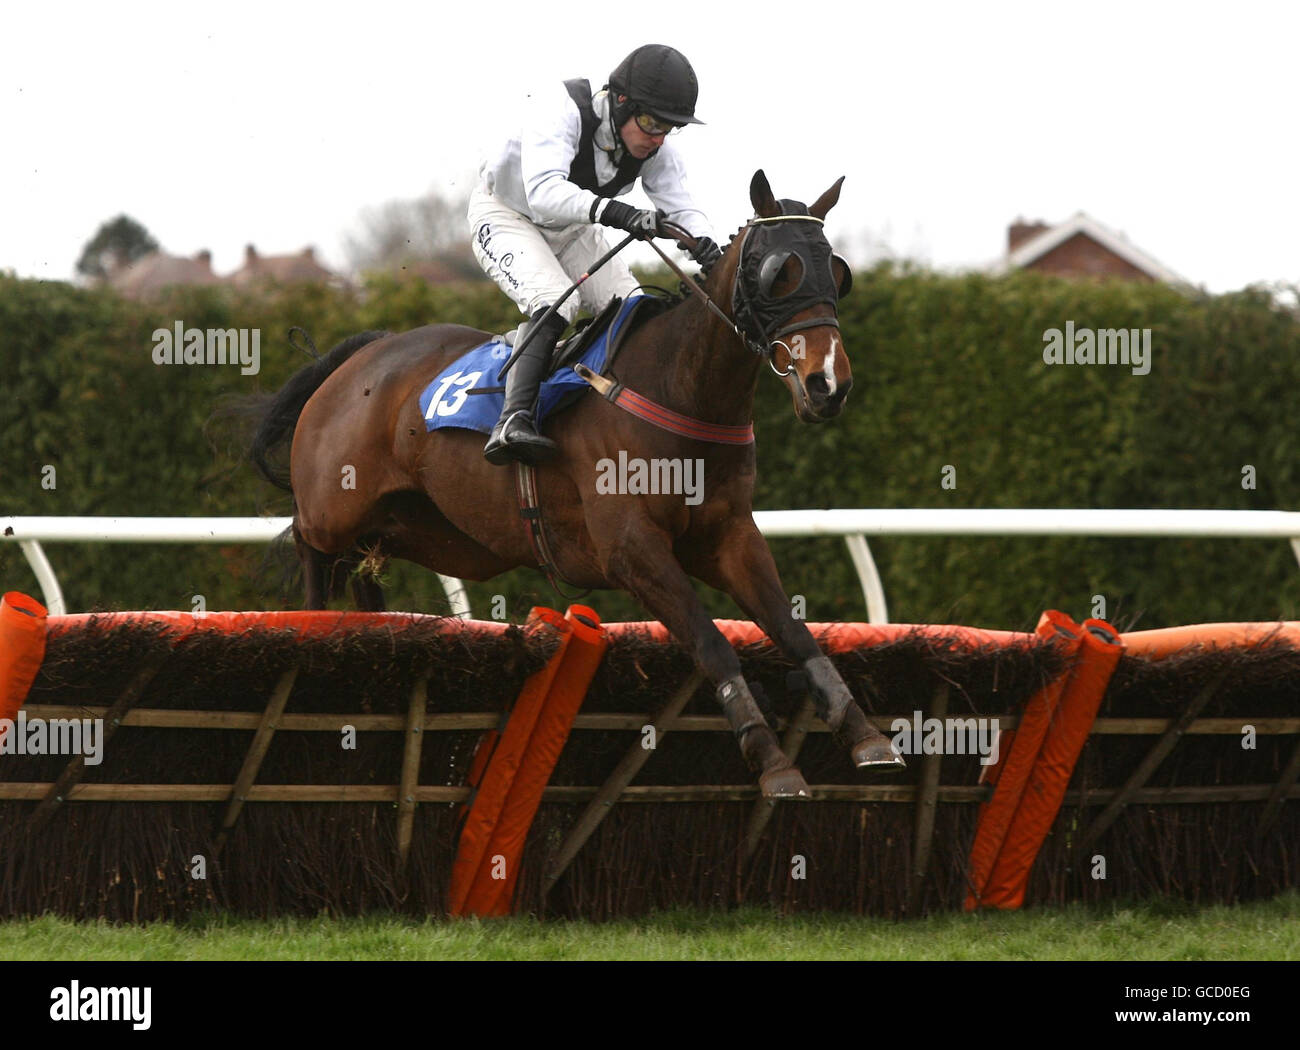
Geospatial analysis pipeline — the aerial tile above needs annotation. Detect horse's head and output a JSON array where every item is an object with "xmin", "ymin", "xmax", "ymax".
[{"xmin": 719, "ymin": 170, "xmax": 854, "ymax": 422}]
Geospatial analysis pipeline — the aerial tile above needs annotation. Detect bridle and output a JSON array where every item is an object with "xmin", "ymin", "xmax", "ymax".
[
  {"xmin": 735, "ymin": 215, "xmax": 846, "ymax": 377},
  {"xmin": 652, "ymin": 215, "xmax": 850, "ymax": 378}
]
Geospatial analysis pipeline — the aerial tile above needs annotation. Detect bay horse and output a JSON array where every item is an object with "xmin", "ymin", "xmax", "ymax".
[{"xmin": 248, "ymin": 170, "xmax": 905, "ymax": 797}]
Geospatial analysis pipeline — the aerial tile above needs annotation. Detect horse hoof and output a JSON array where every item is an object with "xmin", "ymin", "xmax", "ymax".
[
  {"xmin": 759, "ymin": 767, "xmax": 812, "ymax": 799},
  {"xmin": 852, "ymin": 737, "xmax": 908, "ymax": 772}
]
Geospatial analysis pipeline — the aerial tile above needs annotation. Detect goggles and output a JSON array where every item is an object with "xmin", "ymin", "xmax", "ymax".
[{"xmin": 633, "ymin": 110, "xmax": 681, "ymax": 136}]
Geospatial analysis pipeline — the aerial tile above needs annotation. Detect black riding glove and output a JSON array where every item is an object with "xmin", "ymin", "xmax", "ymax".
[
  {"xmin": 688, "ymin": 236, "xmax": 722, "ymax": 269},
  {"xmin": 598, "ymin": 200, "xmax": 663, "ymax": 240}
]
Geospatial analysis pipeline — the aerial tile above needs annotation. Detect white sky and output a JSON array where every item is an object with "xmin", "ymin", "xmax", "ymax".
[{"xmin": 5, "ymin": 0, "xmax": 1298, "ymax": 293}]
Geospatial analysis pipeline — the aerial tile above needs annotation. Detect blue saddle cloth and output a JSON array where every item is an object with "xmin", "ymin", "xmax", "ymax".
[{"xmin": 419, "ymin": 295, "xmax": 647, "ymax": 435}]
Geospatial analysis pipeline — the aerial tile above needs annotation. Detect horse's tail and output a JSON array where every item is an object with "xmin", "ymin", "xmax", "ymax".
[{"xmin": 245, "ymin": 330, "xmax": 390, "ymax": 491}]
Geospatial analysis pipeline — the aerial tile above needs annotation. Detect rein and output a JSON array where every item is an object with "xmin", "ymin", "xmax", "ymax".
[{"xmin": 497, "ymin": 231, "xmax": 639, "ymax": 381}]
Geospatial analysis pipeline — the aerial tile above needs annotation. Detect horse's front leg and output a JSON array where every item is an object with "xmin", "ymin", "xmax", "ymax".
[
  {"xmin": 590, "ymin": 509, "xmax": 811, "ymax": 798},
  {"xmin": 688, "ymin": 519, "xmax": 904, "ymax": 772}
]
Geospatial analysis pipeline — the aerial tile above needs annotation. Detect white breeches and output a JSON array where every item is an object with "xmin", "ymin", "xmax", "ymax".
[{"xmin": 467, "ymin": 187, "xmax": 640, "ymax": 323}]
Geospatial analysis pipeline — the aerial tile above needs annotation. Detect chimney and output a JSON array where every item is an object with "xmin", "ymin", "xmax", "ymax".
[
  {"xmin": 301, "ymin": 246, "xmax": 315, "ymax": 261},
  {"xmin": 195, "ymin": 249, "xmax": 212, "ymax": 272},
  {"xmin": 245, "ymin": 244, "xmax": 259, "ymax": 266},
  {"xmin": 1008, "ymin": 219, "xmax": 1050, "ymax": 253}
]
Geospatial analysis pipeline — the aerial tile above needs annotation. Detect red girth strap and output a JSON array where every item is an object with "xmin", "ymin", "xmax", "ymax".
[{"xmin": 572, "ymin": 364, "xmax": 755, "ymax": 445}]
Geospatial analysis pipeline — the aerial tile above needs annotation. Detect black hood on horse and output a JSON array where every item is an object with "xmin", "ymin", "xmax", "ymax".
[{"xmin": 732, "ymin": 200, "xmax": 853, "ymax": 349}]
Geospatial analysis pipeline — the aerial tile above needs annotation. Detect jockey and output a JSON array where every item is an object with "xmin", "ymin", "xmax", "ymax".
[{"xmin": 470, "ymin": 43, "xmax": 722, "ymax": 465}]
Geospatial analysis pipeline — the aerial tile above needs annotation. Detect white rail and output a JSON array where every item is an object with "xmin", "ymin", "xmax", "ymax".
[
  {"xmin": 1, "ymin": 516, "xmax": 470, "ymax": 620},
  {"xmin": 4, "ymin": 511, "xmax": 1299, "ymax": 624}
]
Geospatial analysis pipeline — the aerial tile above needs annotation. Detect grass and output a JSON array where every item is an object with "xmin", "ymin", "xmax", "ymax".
[{"xmin": 2, "ymin": 892, "xmax": 1299, "ymax": 961}]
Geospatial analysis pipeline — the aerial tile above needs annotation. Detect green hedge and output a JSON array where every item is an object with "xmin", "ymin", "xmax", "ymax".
[{"xmin": 1, "ymin": 268, "xmax": 1296, "ymax": 628}]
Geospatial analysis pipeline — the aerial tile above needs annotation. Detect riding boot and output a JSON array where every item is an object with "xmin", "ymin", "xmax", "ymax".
[{"xmin": 484, "ymin": 308, "xmax": 568, "ymax": 466}]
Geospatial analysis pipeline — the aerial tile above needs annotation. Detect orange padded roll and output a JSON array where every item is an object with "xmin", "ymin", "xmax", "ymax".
[
  {"xmin": 0, "ymin": 593, "xmax": 48, "ymax": 743},
  {"xmin": 447, "ymin": 607, "xmax": 571, "ymax": 916},
  {"xmin": 965, "ymin": 610, "xmax": 1083, "ymax": 910},
  {"xmin": 1121, "ymin": 621, "xmax": 1300, "ymax": 658},
  {"xmin": 462, "ymin": 605, "xmax": 609, "ymax": 917},
  {"xmin": 604, "ymin": 619, "xmax": 1030, "ymax": 652},
  {"xmin": 46, "ymin": 609, "xmax": 515, "ymax": 641},
  {"xmin": 978, "ymin": 618, "xmax": 1123, "ymax": 909}
]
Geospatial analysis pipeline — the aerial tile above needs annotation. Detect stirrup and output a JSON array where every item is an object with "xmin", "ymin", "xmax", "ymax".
[{"xmin": 484, "ymin": 411, "xmax": 557, "ymax": 466}]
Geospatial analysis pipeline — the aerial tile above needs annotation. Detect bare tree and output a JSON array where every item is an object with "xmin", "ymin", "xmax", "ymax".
[
  {"xmin": 76, "ymin": 215, "xmax": 159, "ymax": 282},
  {"xmin": 345, "ymin": 187, "xmax": 481, "ymax": 278}
]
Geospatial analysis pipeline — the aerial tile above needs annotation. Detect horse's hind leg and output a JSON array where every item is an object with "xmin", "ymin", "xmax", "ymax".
[
  {"xmin": 685, "ymin": 520, "xmax": 903, "ymax": 772},
  {"xmin": 294, "ymin": 524, "xmax": 330, "ymax": 611},
  {"xmin": 350, "ymin": 569, "xmax": 386, "ymax": 612},
  {"xmin": 342, "ymin": 536, "xmax": 389, "ymax": 611},
  {"xmin": 593, "ymin": 512, "xmax": 809, "ymax": 798}
]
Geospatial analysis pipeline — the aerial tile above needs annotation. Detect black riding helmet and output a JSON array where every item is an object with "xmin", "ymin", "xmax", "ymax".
[{"xmin": 607, "ymin": 44, "xmax": 704, "ymax": 128}]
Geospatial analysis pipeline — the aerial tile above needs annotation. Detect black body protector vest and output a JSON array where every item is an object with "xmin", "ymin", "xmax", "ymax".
[{"xmin": 563, "ymin": 78, "xmax": 648, "ymax": 199}]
